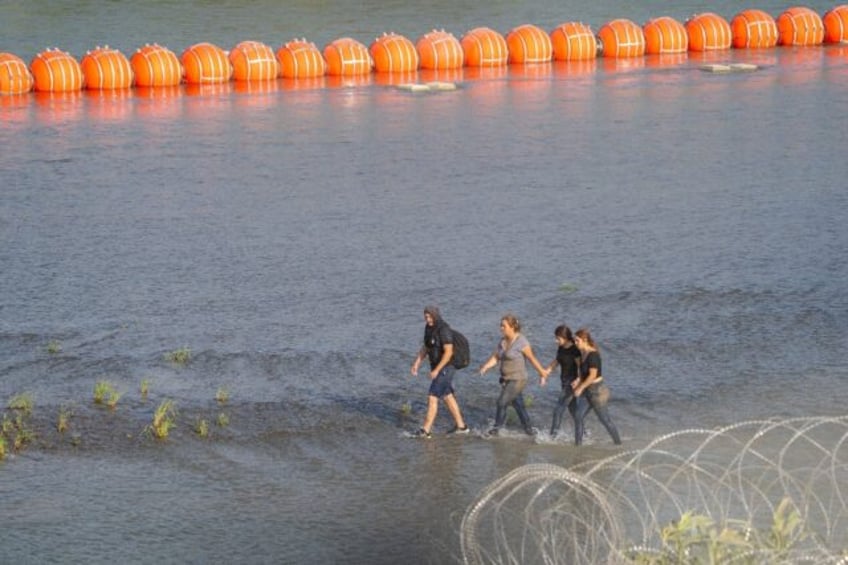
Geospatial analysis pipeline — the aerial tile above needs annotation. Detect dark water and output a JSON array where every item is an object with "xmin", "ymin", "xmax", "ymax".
[{"xmin": 2, "ymin": 1, "xmax": 848, "ymax": 563}]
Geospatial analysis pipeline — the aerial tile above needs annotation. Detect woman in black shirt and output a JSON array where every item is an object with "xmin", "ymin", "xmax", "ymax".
[
  {"xmin": 546, "ymin": 325, "xmax": 582, "ymax": 440},
  {"xmin": 572, "ymin": 328, "xmax": 621, "ymax": 445}
]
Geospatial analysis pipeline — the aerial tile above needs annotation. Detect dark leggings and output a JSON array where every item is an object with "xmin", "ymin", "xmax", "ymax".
[
  {"xmin": 574, "ymin": 383, "xmax": 621, "ymax": 445},
  {"xmin": 550, "ymin": 385, "xmax": 581, "ymax": 440},
  {"xmin": 494, "ymin": 379, "xmax": 532, "ymax": 431}
]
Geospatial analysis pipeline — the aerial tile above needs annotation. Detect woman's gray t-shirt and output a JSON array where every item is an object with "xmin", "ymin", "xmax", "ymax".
[{"xmin": 498, "ymin": 334, "xmax": 529, "ymax": 381}]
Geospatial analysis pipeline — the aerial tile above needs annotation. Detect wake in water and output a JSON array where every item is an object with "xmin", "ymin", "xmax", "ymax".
[{"xmin": 461, "ymin": 415, "xmax": 848, "ymax": 564}]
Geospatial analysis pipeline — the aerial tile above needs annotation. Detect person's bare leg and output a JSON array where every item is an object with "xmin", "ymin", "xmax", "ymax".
[
  {"xmin": 444, "ymin": 394, "xmax": 466, "ymax": 429},
  {"xmin": 422, "ymin": 395, "xmax": 439, "ymax": 432}
]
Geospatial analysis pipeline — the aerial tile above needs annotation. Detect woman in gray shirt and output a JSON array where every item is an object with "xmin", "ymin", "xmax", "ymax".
[{"xmin": 479, "ymin": 314, "xmax": 550, "ymax": 435}]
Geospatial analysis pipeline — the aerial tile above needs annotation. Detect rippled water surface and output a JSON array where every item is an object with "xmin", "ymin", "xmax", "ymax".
[{"xmin": 2, "ymin": 1, "xmax": 848, "ymax": 563}]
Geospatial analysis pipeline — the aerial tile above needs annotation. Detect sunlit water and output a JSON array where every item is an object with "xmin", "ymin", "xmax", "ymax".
[{"xmin": 2, "ymin": 1, "xmax": 847, "ymax": 563}]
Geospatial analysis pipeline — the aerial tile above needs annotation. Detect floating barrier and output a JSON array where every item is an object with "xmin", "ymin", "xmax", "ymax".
[
  {"xmin": 643, "ymin": 16, "xmax": 688, "ymax": 54},
  {"xmin": 81, "ymin": 46, "xmax": 133, "ymax": 89},
  {"xmin": 324, "ymin": 37, "xmax": 372, "ymax": 76},
  {"xmin": 229, "ymin": 41, "xmax": 279, "ymax": 81},
  {"xmin": 0, "ymin": 52, "xmax": 34, "ymax": 94},
  {"xmin": 506, "ymin": 24, "xmax": 553, "ymax": 64},
  {"xmin": 550, "ymin": 22, "xmax": 597, "ymax": 61},
  {"xmin": 686, "ymin": 12, "xmax": 733, "ymax": 51},
  {"xmin": 823, "ymin": 4, "xmax": 848, "ymax": 42},
  {"xmin": 277, "ymin": 39, "xmax": 325, "ymax": 79},
  {"xmin": 777, "ymin": 6, "xmax": 825, "ymax": 45},
  {"xmin": 131, "ymin": 44, "xmax": 182, "ymax": 87},
  {"xmin": 461, "ymin": 27, "xmax": 508, "ymax": 67},
  {"xmin": 31, "ymin": 48, "xmax": 83, "ymax": 92},
  {"xmin": 370, "ymin": 33, "xmax": 418, "ymax": 73},
  {"xmin": 598, "ymin": 19, "xmax": 645, "ymax": 58},
  {"xmin": 731, "ymin": 9, "xmax": 779, "ymax": 48},
  {"xmin": 416, "ymin": 30, "xmax": 464, "ymax": 70},
  {"xmin": 182, "ymin": 42, "xmax": 232, "ymax": 84}
]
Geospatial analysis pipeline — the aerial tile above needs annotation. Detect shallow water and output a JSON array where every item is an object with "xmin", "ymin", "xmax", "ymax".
[{"xmin": 2, "ymin": 1, "xmax": 848, "ymax": 563}]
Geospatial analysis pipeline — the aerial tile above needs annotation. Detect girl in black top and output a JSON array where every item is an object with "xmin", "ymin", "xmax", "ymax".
[
  {"xmin": 546, "ymin": 325, "xmax": 582, "ymax": 440},
  {"xmin": 572, "ymin": 328, "xmax": 621, "ymax": 445}
]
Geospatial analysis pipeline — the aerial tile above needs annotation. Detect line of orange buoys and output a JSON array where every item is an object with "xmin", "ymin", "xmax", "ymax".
[{"xmin": 1, "ymin": 5, "xmax": 847, "ymax": 95}]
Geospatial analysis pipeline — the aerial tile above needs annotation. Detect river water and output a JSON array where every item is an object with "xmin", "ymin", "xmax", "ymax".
[{"xmin": 1, "ymin": 1, "xmax": 847, "ymax": 563}]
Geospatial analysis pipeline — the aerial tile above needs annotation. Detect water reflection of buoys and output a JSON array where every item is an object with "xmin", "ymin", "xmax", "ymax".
[
  {"xmin": 461, "ymin": 27, "xmax": 508, "ymax": 67},
  {"xmin": 31, "ymin": 49, "xmax": 83, "ymax": 92},
  {"xmin": 370, "ymin": 33, "xmax": 418, "ymax": 73},
  {"xmin": 324, "ymin": 38, "xmax": 372, "ymax": 76},
  {"xmin": 277, "ymin": 39, "xmax": 326, "ymax": 79},
  {"xmin": 416, "ymin": 30, "xmax": 464, "ymax": 69},
  {"xmin": 777, "ymin": 7, "xmax": 825, "ymax": 45},
  {"xmin": 229, "ymin": 41, "xmax": 279, "ymax": 81},
  {"xmin": 598, "ymin": 19, "xmax": 645, "ymax": 58},
  {"xmin": 131, "ymin": 44, "xmax": 182, "ymax": 87},
  {"xmin": 731, "ymin": 9, "xmax": 779, "ymax": 48},
  {"xmin": 686, "ymin": 12, "xmax": 732, "ymax": 51},
  {"xmin": 0, "ymin": 52, "xmax": 34, "ymax": 94},
  {"xmin": 550, "ymin": 22, "xmax": 597, "ymax": 61},
  {"xmin": 643, "ymin": 16, "xmax": 688, "ymax": 54},
  {"xmin": 182, "ymin": 42, "xmax": 232, "ymax": 84},
  {"xmin": 506, "ymin": 24, "xmax": 553, "ymax": 63},
  {"xmin": 81, "ymin": 47, "xmax": 133, "ymax": 89},
  {"xmin": 823, "ymin": 5, "xmax": 848, "ymax": 43}
]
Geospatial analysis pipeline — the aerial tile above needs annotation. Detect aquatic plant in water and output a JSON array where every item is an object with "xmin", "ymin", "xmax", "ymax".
[
  {"xmin": 0, "ymin": 435, "xmax": 5, "ymax": 460},
  {"xmin": 107, "ymin": 389, "xmax": 123, "ymax": 411},
  {"xmin": 57, "ymin": 406, "xmax": 72, "ymax": 433},
  {"xmin": 149, "ymin": 399, "xmax": 177, "ymax": 439},
  {"xmin": 216, "ymin": 412, "xmax": 229, "ymax": 428},
  {"xmin": 164, "ymin": 347, "xmax": 191, "ymax": 365},
  {"xmin": 140, "ymin": 379, "xmax": 150, "ymax": 401},
  {"xmin": 7, "ymin": 393, "xmax": 34, "ymax": 415},
  {"xmin": 93, "ymin": 381, "xmax": 115, "ymax": 405},
  {"xmin": 215, "ymin": 387, "xmax": 229, "ymax": 404},
  {"xmin": 46, "ymin": 340, "xmax": 62, "ymax": 354},
  {"xmin": 195, "ymin": 419, "xmax": 209, "ymax": 438}
]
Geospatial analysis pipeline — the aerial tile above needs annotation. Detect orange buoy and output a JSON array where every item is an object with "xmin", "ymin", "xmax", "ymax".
[
  {"xmin": 0, "ymin": 52, "xmax": 34, "ymax": 94},
  {"xmin": 30, "ymin": 49, "xmax": 83, "ymax": 92},
  {"xmin": 323, "ymin": 37, "xmax": 372, "ymax": 76},
  {"xmin": 131, "ymin": 44, "xmax": 182, "ymax": 87},
  {"xmin": 370, "ymin": 33, "xmax": 418, "ymax": 73},
  {"xmin": 731, "ymin": 9, "xmax": 779, "ymax": 48},
  {"xmin": 777, "ymin": 6, "xmax": 825, "ymax": 45},
  {"xmin": 643, "ymin": 16, "xmax": 688, "ymax": 54},
  {"xmin": 277, "ymin": 39, "xmax": 326, "ymax": 79},
  {"xmin": 550, "ymin": 22, "xmax": 597, "ymax": 61},
  {"xmin": 181, "ymin": 42, "xmax": 232, "ymax": 84},
  {"xmin": 598, "ymin": 19, "xmax": 645, "ymax": 58},
  {"xmin": 81, "ymin": 46, "xmax": 133, "ymax": 89},
  {"xmin": 461, "ymin": 27, "xmax": 508, "ymax": 67},
  {"xmin": 686, "ymin": 12, "xmax": 732, "ymax": 51},
  {"xmin": 506, "ymin": 24, "xmax": 553, "ymax": 64},
  {"xmin": 416, "ymin": 30, "xmax": 464, "ymax": 70},
  {"xmin": 229, "ymin": 40, "xmax": 279, "ymax": 81},
  {"xmin": 824, "ymin": 4, "xmax": 848, "ymax": 43}
]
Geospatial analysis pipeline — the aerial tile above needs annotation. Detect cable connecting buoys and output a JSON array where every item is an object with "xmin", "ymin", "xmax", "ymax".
[
  {"xmin": 416, "ymin": 30, "xmax": 464, "ymax": 69},
  {"xmin": 229, "ymin": 41, "xmax": 279, "ymax": 81},
  {"xmin": 30, "ymin": 48, "xmax": 83, "ymax": 92},
  {"xmin": 777, "ymin": 6, "xmax": 825, "ymax": 45},
  {"xmin": 823, "ymin": 4, "xmax": 848, "ymax": 43},
  {"xmin": 0, "ymin": 52, "xmax": 34, "ymax": 94},
  {"xmin": 370, "ymin": 33, "xmax": 418, "ymax": 73},
  {"xmin": 461, "ymin": 27, "xmax": 508, "ymax": 67},
  {"xmin": 643, "ymin": 16, "xmax": 688, "ymax": 54},
  {"xmin": 686, "ymin": 12, "xmax": 733, "ymax": 51},
  {"xmin": 181, "ymin": 42, "xmax": 232, "ymax": 84},
  {"xmin": 550, "ymin": 22, "xmax": 597, "ymax": 60},
  {"xmin": 324, "ymin": 37, "xmax": 372, "ymax": 76},
  {"xmin": 81, "ymin": 46, "xmax": 133, "ymax": 89},
  {"xmin": 131, "ymin": 44, "xmax": 182, "ymax": 87},
  {"xmin": 506, "ymin": 24, "xmax": 553, "ymax": 64},
  {"xmin": 277, "ymin": 39, "xmax": 326, "ymax": 79},
  {"xmin": 731, "ymin": 9, "xmax": 779, "ymax": 48},
  {"xmin": 598, "ymin": 19, "xmax": 646, "ymax": 58}
]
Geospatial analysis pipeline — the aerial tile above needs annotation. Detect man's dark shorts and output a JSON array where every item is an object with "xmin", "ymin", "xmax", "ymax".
[{"xmin": 428, "ymin": 366, "xmax": 456, "ymax": 398}]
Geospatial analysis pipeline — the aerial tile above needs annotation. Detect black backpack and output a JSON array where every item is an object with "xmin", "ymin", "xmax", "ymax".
[{"xmin": 450, "ymin": 328, "xmax": 470, "ymax": 370}]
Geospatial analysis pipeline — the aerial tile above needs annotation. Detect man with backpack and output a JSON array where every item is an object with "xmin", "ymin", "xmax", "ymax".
[{"xmin": 410, "ymin": 305, "xmax": 470, "ymax": 438}]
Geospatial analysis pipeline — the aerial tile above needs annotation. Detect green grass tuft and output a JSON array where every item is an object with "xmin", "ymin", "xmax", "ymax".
[{"xmin": 164, "ymin": 347, "xmax": 191, "ymax": 365}]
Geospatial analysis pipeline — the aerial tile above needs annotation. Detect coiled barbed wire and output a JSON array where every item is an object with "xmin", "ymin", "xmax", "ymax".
[{"xmin": 461, "ymin": 416, "xmax": 848, "ymax": 564}]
